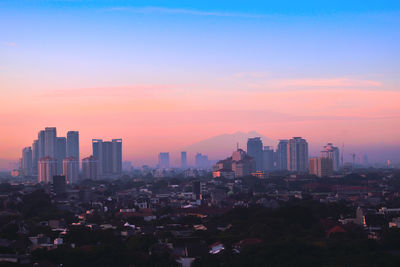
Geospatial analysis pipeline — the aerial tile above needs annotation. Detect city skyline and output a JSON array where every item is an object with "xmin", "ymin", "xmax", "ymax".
[{"xmin": 1, "ymin": 1, "xmax": 400, "ymax": 167}]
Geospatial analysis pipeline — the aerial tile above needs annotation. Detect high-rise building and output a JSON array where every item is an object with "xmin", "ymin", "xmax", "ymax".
[
  {"xmin": 38, "ymin": 130, "xmax": 45, "ymax": 159},
  {"xmin": 214, "ymin": 149, "xmax": 256, "ymax": 178},
  {"xmin": 276, "ymin": 140, "xmax": 288, "ymax": 171},
  {"xmin": 92, "ymin": 139, "xmax": 122, "ymax": 176},
  {"xmin": 66, "ymin": 131, "xmax": 79, "ymax": 163},
  {"xmin": 287, "ymin": 137, "xmax": 309, "ymax": 172},
  {"xmin": 247, "ymin": 137, "xmax": 263, "ymax": 171},
  {"xmin": 53, "ymin": 175, "xmax": 66, "ymax": 195},
  {"xmin": 22, "ymin": 147, "xmax": 32, "ymax": 176},
  {"xmin": 32, "ymin": 140, "xmax": 39, "ymax": 175},
  {"xmin": 320, "ymin": 143, "xmax": 340, "ymax": 171},
  {"xmin": 38, "ymin": 157, "xmax": 57, "ymax": 183},
  {"xmin": 112, "ymin": 139, "xmax": 122, "ymax": 174},
  {"xmin": 63, "ymin": 156, "xmax": 79, "ymax": 184},
  {"xmin": 82, "ymin": 156, "xmax": 99, "ymax": 180},
  {"xmin": 181, "ymin": 151, "xmax": 187, "ymax": 169},
  {"xmin": 158, "ymin": 152, "xmax": 170, "ymax": 169},
  {"xmin": 262, "ymin": 146, "xmax": 274, "ymax": 171},
  {"xmin": 56, "ymin": 137, "xmax": 66, "ymax": 174},
  {"xmin": 309, "ymin": 157, "xmax": 333, "ymax": 177},
  {"xmin": 195, "ymin": 153, "xmax": 209, "ymax": 169},
  {"xmin": 44, "ymin": 127, "xmax": 57, "ymax": 158}
]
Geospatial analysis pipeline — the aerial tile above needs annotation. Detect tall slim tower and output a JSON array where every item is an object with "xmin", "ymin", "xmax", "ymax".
[
  {"xmin": 247, "ymin": 137, "xmax": 263, "ymax": 171},
  {"xmin": 92, "ymin": 139, "xmax": 103, "ymax": 175},
  {"xmin": 112, "ymin": 139, "xmax": 122, "ymax": 174},
  {"xmin": 22, "ymin": 147, "xmax": 33, "ymax": 176},
  {"xmin": 32, "ymin": 140, "xmax": 39, "ymax": 175},
  {"xmin": 44, "ymin": 127, "xmax": 57, "ymax": 158},
  {"xmin": 38, "ymin": 130, "xmax": 45, "ymax": 159},
  {"xmin": 287, "ymin": 137, "xmax": 308, "ymax": 172},
  {"xmin": 276, "ymin": 140, "xmax": 288, "ymax": 171},
  {"xmin": 66, "ymin": 131, "xmax": 79, "ymax": 163},
  {"xmin": 56, "ymin": 137, "xmax": 66, "ymax": 174},
  {"xmin": 181, "ymin": 151, "xmax": 187, "ymax": 169}
]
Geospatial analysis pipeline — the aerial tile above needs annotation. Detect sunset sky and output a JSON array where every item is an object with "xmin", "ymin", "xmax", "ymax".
[{"xmin": 1, "ymin": 1, "xmax": 400, "ymax": 166}]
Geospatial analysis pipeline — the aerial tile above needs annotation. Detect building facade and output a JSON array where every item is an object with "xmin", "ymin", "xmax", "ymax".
[
  {"xmin": 287, "ymin": 137, "xmax": 309, "ymax": 172},
  {"xmin": 247, "ymin": 137, "xmax": 263, "ymax": 171},
  {"xmin": 38, "ymin": 157, "xmax": 57, "ymax": 183},
  {"xmin": 63, "ymin": 156, "xmax": 79, "ymax": 184},
  {"xmin": 82, "ymin": 156, "xmax": 99, "ymax": 180}
]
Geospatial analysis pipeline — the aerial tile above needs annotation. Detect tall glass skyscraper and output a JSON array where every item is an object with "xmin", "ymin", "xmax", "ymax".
[
  {"xmin": 247, "ymin": 137, "xmax": 263, "ymax": 171},
  {"xmin": 288, "ymin": 137, "xmax": 308, "ymax": 172},
  {"xmin": 67, "ymin": 131, "xmax": 79, "ymax": 163}
]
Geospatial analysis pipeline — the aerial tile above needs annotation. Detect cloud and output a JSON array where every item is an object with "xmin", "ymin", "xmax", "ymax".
[
  {"xmin": 39, "ymin": 84, "xmax": 194, "ymax": 98},
  {"xmin": 247, "ymin": 78, "xmax": 382, "ymax": 89},
  {"xmin": 105, "ymin": 6, "xmax": 265, "ymax": 18}
]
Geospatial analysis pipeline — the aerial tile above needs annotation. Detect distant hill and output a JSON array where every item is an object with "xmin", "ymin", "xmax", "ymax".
[{"xmin": 183, "ymin": 131, "xmax": 276, "ymax": 160}]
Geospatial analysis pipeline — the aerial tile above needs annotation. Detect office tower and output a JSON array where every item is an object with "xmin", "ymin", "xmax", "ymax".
[
  {"xmin": 112, "ymin": 139, "xmax": 122, "ymax": 174},
  {"xmin": 66, "ymin": 131, "xmax": 79, "ymax": 163},
  {"xmin": 320, "ymin": 143, "xmax": 340, "ymax": 171},
  {"xmin": 158, "ymin": 152, "xmax": 170, "ymax": 169},
  {"xmin": 56, "ymin": 137, "xmax": 66, "ymax": 174},
  {"xmin": 309, "ymin": 157, "xmax": 333, "ymax": 177},
  {"xmin": 53, "ymin": 175, "xmax": 66, "ymax": 195},
  {"xmin": 22, "ymin": 147, "xmax": 33, "ymax": 176},
  {"xmin": 63, "ymin": 156, "xmax": 79, "ymax": 184},
  {"xmin": 38, "ymin": 157, "xmax": 57, "ymax": 183},
  {"xmin": 195, "ymin": 153, "xmax": 209, "ymax": 169},
  {"xmin": 44, "ymin": 127, "xmax": 57, "ymax": 158},
  {"xmin": 276, "ymin": 140, "xmax": 288, "ymax": 171},
  {"xmin": 38, "ymin": 130, "xmax": 45, "ymax": 159},
  {"xmin": 82, "ymin": 156, "xmax": 98, "ymax": 180},
  {"xmin": 287, "ymin": 137, "xmax": 309, "ymax": 172},
  {"xmin": 32, "ymin": 140, "xmax": 39, "ymax": 175},
  {"xmin": 247, "ymin": 137, "xmax": 263, "ymax": 171},
  {"xmin": 92, "ymin": 139, "xmax": 122, "ymax": 176},
  {"xmin": 262, "ymin": 146, "xmax": 274, "ymax": 171},
  {"xmin": 181, "ymin": 151, "xmax": 187, "ymax": 169},
  {"xmin": 92, "ymin": 139, "xmax": 103, "ymax": 174}
]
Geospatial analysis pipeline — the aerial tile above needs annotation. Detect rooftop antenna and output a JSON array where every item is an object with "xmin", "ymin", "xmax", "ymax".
[{"xmin": 236, "ymin": 142, "xmax": 239, "ymax": 150}]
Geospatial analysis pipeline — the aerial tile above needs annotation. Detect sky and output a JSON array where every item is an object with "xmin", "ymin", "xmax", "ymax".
[{"xmin": 1, "ymin": 0, "xmax": 400, "ymax": 166}]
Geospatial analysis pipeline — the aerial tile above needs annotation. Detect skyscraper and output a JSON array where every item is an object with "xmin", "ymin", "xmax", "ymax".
[
  {"xmin": 262, "ymin": 146, "xmax": 274, "ymax": 171},
  {"xmin": 32, "ymin": 140, "xmax": 39, "ymax": 175},
  {"xmin": 66, "ymin": 131, "xmax": 79, "ymax": 163},
  {"xmin": 247, "ymin": 137, "xmax": 263, "ymax": 171},
  {"xmin": 56, "ymin": 137, "xmax": 66, "ymax": 174},
  {"xmin": 112, "ymin": 139, "xmax": 122, "ymax": 174},
  {"xmin": 22, "ymin": 147, "xmax": 32, "ymax": 176},
  {"xmin": 63, "ymin": 156, "xmax": 79, "ymax": 184},
  {"xmin": 181, "ymin": 151, "xmax": 187, "ymax": 169},
  {"xmin": 320, "ymin": 143, "xmax": 340, "ymax": 171},
  {"xmin": 38, "ymin": 130, "xmax": 45, "ymax": 159},
  {"xmin": 92, "ymin": 139, "xmax": 122, "ymax": 176},
  {"xmin": 195, "ymin": 153, "xmax": 209, "ymax": 169},
  {"xmin": 82, "ymin": 156, "xmax": 99, "ymax": 180},
  {"xmin": 38, "ymin": 157, "xmax": 57, "ymax": 183},
  {"xmin": 287, "ymin": 137, "xmax": 309, "ymax": 172},
  {"xmin": 158, "ymin": 152, "xmax": 170, "ymax": 169},
  {"xmin": 44, "ymin": 127, "xmax": 57, "ymax": 158},
  {"xmin": 276, "ymin": 140, "xmax": 288, "ymax": 171}
]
